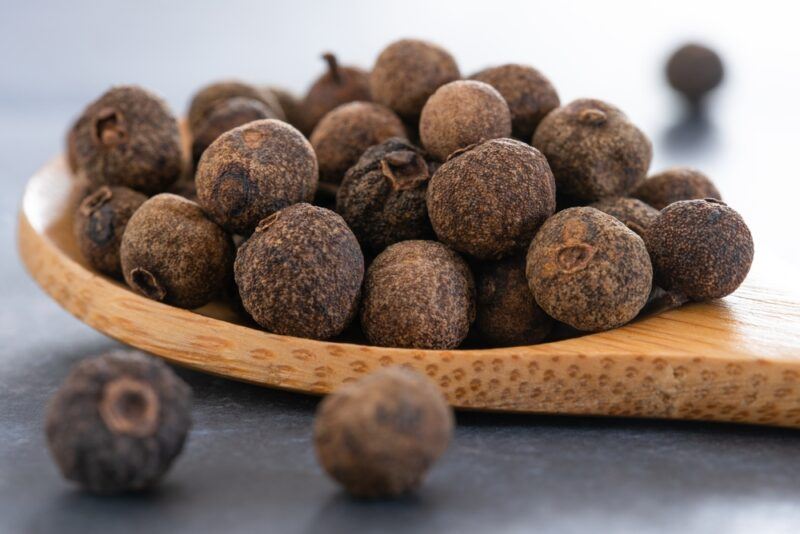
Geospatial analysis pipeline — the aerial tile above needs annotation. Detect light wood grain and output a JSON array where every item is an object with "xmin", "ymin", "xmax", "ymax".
[{"xmin": 18, "ymin": 156, "xmax": 800, "ymax": 427}]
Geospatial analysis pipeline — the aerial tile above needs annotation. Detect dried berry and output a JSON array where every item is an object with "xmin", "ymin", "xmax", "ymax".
[
  {"xmin": 470, "ymin": 63, "xmax": 560, "ymax": 141},
  {"xmin": 370, "ymin": 39, "xmax": 460, "ymax": 121},
  {"xmin": 314, "ymin": 366, "xmax": 453, "ymax": 499},
  {"xmin": 336, "ymin": 138, "xmax": 433, "ymax": 254},
  {"xmin": 666, "ymin": 43, "xmax": 724, "ymax": 103},
  {"xmin": 427, "ymin": 138, "xmax": 556, "ymax": 260},
  {"xmin": 644, "ymin": 199, "xmax": 753, "ymax": 301},
  {"xmin": 190, "ymin": 97, "xmax": 275, "ymax": 166},
  {"xmin": 589, "ymin": 197, "xmax": 659, "ymax": 238},
  {"xmin": 419, "ymin": 80, "xmax": 512, "ymax": 161},
  {"xmin": 526, "ymin": 207, "xmax": 653, "ymax": 332},
  {"xmin": 70, "ymin": 86, "xmax": 183, "ymax": 195},
  {"xmin": 120, "ymin": 194, "xmax": 234, "ymax": 309},
  {"xmin": 475, "ymin": 258, "xmax": 553, "ymax": 346},
  {"xmin": 532, "ymin": 99, "xmax": 653, "ymax": 202},
  {"xmin": 361, "ymin": 240, "xmax": 475, "ymax": 349},
  {"xmin": 45, "ymin": 350, "xmax": 191, "ymax": 494},
  {"xmin": 234, "ymin": 203, "xmax": 364, "ymax": 339},
  {"xmin": 631, "ymin": 167, "xmax": 722, "ymax": 210},
  {"xmin": 74, "ymin": 186, "xmax": 147, "ymax": 277},
  {"xmin": 196, "ymin": 119, "xmax": 318, "ymax": 235},
  {"xmin": 310, "ymin": 101, "xmax": 406, "ymax": 183},
  {"xmin": 187, "ymin": 80, "xmax": 284, "ymax": 133},
  {"xmin": 268, "ymin": 86, "xmax": 306, "ymax": 131},
  {"xmin": 301, "ymin": 53, "xmax": 371, "ymax": 135}
]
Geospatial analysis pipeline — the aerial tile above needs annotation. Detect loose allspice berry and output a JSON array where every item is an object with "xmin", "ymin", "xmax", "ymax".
[
  {"xmin": 73, "ymin": 186, "xmax": 147, "ymax": 277},
  {"xmin": 533, "ymin": 99, "xmax": 653, "ymax": 202},
  {"xmin": 526, "ymin": 207, "xmax": 653, "ymax": 332},
  {"xmin": 589, "ymin": 197, "xmax": 660, "ymax": 238},
  {"xmin": 314, "ymin": 366, "xmax": 453, "ymax": 499},
  {"xmin": 120, "ymin": 194, "xmax": 235, "ymax": 309},
  {"xmin": 644, "ymin": 199, "xmax": 753, "ymax": 301},
  {"xmin": 361, "ymin": 240, "xmax": 475, "ymax": 349},
  {"xmin": 419, "ymin": 80, "xmax": 512, "ymax": 161},
  {"xmin": 336, "ymin": 137, "xmax": 433, "ymax": 254},
  {"xmin": 70, "ymin": 86, "xmax": 183, "ymax": 195},
  {"xmin": 631, "ymin": 167, "xmax": 722, "ymax": 210},
  {"xmin": 45, "ymin": 350, "xmax": 191, "ymax": 494},
  {"xmin": 196, "ymin": 119, "xmax": 318, "ymax": 235},
  {"xmin": 666, "ymin": 43, "xmax": 724, "ymax": 104},
  {"xmin": 427, "ymin": 138, "xmax": 556, "ymax": 260},
  {"xmin": 187, "ymin": 80, "xmax": 285, "ymax": 134},
  {"xmin": 234, "ymin": 203, "xmax": 364, "ymax": 340}
]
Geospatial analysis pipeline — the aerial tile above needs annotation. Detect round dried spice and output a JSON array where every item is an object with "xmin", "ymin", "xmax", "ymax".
[
  {"xmin": 187, "ymin": 80, "xmax": 284, "ymax": 133},
  {"xmin": 73, "ymin": 186, "xmax": 147, "ymax": 277},
  {"xmin": 310, "ymin": 101, "xmax": 406, "ymax": 183},
  {"xmin": 370, "ymin": 39, "xmax": 460, "ymax": 121},
  {"xmin": 234, "ymin": 203, "xmax": 364, "ymax": 340},
  {"xmin": 196, "ymin": 119, "xmax": 318, "ymax": 235},
  {"xmin": 589, "ymin": 197, "xmax": 660, "ymax": 238},
  {"xmin": 419, "ymin": 80, "xmax": 512, "ymax": 161},
  {"xmin": 361, "ymin": 240, "xmax": 475, "ymax": 349},
  {"xmin": 314, "ymin": 366, "xmax": 453, "ymax": 499},
  {"xmin": 532, "ymin": 99, "xmax": 653, "ymax": 202},
  {"xmin": 470, "ymin": 63, "xmax": 560, "ymax": 141},
  {"xmin": 336, "ymin": 137, "xmax": 433, "ymax": 254},
  {"xmin": 666, "ymin": 43, "xmax": 724, "ymax": 103},
  {"xmin": 301, "ymin": 53, "xmax": 371, "ymax": 135},
  {"xmin": 190, "ymin": 97, "xmax": 275, "ymax": 166},
  {"xmin": 71, "ymin": 86, "xmax": 183, "ymax": 195},
  {"xmin": 644, "ymin": 199, "xmax": 753, "ymax": 301},
  {"xmin": 268, "ymin": 86, "xmax": 306, "ymax": 131},
  {"xmin": 45, "ymin": 350, "xmax": 191, "ymax": 494},
  {"xmin": 526, "ymin": 207, "xmax": 653, "ymax": 332},
  {"xmin": 120, "ymin": 194, "xmax": 235, "ymax": 309},
  {"xmin": 427, "ymin": 138, "xmax": 556, "ymax": 260},
  {"xmin": 631, "ymin": 167, "xmax": 722, "ymax": 210}
]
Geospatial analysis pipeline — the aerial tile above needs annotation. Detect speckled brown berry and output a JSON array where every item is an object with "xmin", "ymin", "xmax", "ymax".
[
  {"xmin": 234, "ymin": 203, "xmax": 364, "ymax": 340},
  {"xmin": 191, "ymin": 97, "xmax": 275, "ymax": 166},
  {"xmin": 120, "ymin": 194, "xmax": 234, "ymax": 309},
  {"xmin": 427, "ymin": 138, "xmax": 556, "ymax": 260},
  {"xmin": 589, "ymin": 197, "xmax": 660, "ymax": 238},
  {"xmin": 196, "ymin": 119, "xmax": 318, "ymax": 235},
  {"xmin": 361, "ymin": 240, "xmax": 475, "ymax": 349},
  {"xmin": 301, "ymin": 53, "xmax": 371, "ymax": 135},
  {"xmin": 187, "ymin": 80, "xmax": 284, "ymax": 133},
  {"xmin": 532, "ymin": 99, "xmax": 653, "ymax": 202},
  {"xmin": 631, "ymin": 167, "xmax": 722, "ymax": 210},
  {"xmin": 644, "ymin": 199, "xmax": 753, "ymax": 301},
  {"xmin": 470, "ymin": 63, "xmax": 560, "ymax": 141},
  {"xmin": 419, "ymin": 80, "xmax": 512, "ymax": 161},
  {"xmin": 526, "ymin": 207, "xmax": 653, "ymax": 332},
  {"xmin": 666, "ymin": 43, "xmax": 724, "ymax": 103}
]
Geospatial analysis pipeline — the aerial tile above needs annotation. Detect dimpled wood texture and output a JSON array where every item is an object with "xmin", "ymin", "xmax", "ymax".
[{"xmin": 18, "ymin": 156, "xmax": 800, "ymax": 428}]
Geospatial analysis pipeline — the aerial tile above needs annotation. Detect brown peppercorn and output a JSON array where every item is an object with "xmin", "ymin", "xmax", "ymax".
[
  {"xmin": 73, "ymin": 186, "xmax": 147, "ymax": 277},
  {"xmin": 475, "ymin": 258, "xmax": 553, "ymax": 346},
  {"xmin": 532, "ymin": 99, "xmax": 653, "ymax": 202},
  {"xmin": 187, "ymin": 80, "xmax": 285, "ymax": 134},
  {"xmin": 234, "ymin": 203, "xmax": 364, "ymax": 340},
  {"xmin": 361, "ymin": 240, "xmax": 475, "ymax": 349},
  {"xmin": 268, "ymin": 86, "xmax": 306, "ymax": 131},
  {"xmin": 45, "ymin": 350, "xmax": 191, "ymax": 494},
  {"xmin": 310, "ymin": 101, "xmax": 406, "ymax": 184},
  {"xmin": 526, "ymin": 207, "xmax": 653, "ymax": 332},
  {"xmin": 336, "ymin": 138, "xmax": 433, "ymax": 254},
  {"xmin": 470, "ymin": 63, "xmax": 560, "ymax": 141},
  {"xmin": 589, "ymin": 197, "xmax": 660, "ymax": 238},
  {"xmin": 70, "ymin": 86, "xmax": 183, "ymax": 195},
  {"xmin": 370, "ymin": 39, "xmax": 460, "ymax": 121},
  {"xmin": 314, "ymin": 366, "xmax": 453, "ymax": 499},
  {"xmin": 301, "ymin": 53, "xmax": 371, "ymax": 135},
  {"xmin": 120, "ymin": 194, "xmax": 234, "ymax": 309},
  {"xmin": 666, "ymin": 43, "xmax": 724, "ymax": 103},
  {"xmin": 427, "ymin": 138, "xmax": 556, "ymax": 260},
  {"xmin": 631, "ymin": 167, "xmax": 722, "ymax": 210},
  {"xmin": 190, "ymin": 97, "xmax": 275, "ymax": 166},
  {"xmin": 196, "ymin": 119, "xmax": 318, "ymax": 235},
  {"xmin": 419, "ymin": 80, "xmax": 512, "ymax": 161},
  {"xmin": 644, "ymin": 199, "xmax": 753, "ymax": 301}
]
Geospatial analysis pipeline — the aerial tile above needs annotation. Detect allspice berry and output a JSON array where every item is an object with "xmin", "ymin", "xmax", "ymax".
[
  {"xmin": 427, "ymin": 138, "xmax": 556, "ymax": 260},
  {"xmin": 301, "ymin": 53, "xmax": 371, "ymax": 135},
  {"xmin": 361, "ymin": 240, "xmax": 475, "ymax": 349},
  {"xmin": 370, "ymin": 39, "xmax": 460, "ymax": 121},
  {"xmin": 314, "ymin": 366, "xmax": 453, "ymax": 499},
  {"xmin": 268, "ymin": 86, "xmax": 306, "ymax": 131},
  {"xmin": 419, "ymin": 80, "xmax": 512, "ymax": 161},
  {"xmin": 470, "ymin": 63, "xmax": 560, "ymax": 140},
  {"xmin": 73, "ymin": 186, "xmax": 147, "ymax": 277},
  {"xmin": 336, "ymin": 138, "xmax": 433, "ymax": 254},
  {"xmin": 190, "ymin": 97, "xmax": 275, "ymax": 166},
  {"xmin": 234, "ymin": 203, "xmax": 364, "ymax": 340},
  {"xmin": 644, "ymin": 199, "xmax": 753, "ymax": 301},
  {"xmin": 196, "ymin": 119, "xmax": 318, "ymax": 235},
  {"xmin": 187, "ymin": 80, "xmax": 284, "ymax": 133},
  {"xmin": 526, "ymin": 207, "xmax": 653, "ymax": 332},
  {"xmin": 310, "ymin": 101, "xmax": 406, "ymax": 183},
  {"xmin": 666, "ymin": 43, "xmax": 724, "ymax": 103},
  {"xmin": 70, "ymin": 86, "xmax": 183, "ymax": 195},
  {"xmin": 120, "ymin": 194, "xmax": 234, "ymax": 309},
  {"xmin": 589, "ymin": 197, "xmax": 660, "ymax": 238},
  {"xmin": 45, "ymin": 350, "xmax": 191, "ymax": 494},
  {"xmin": 533, "ymin": 99, "xmax": 653, "ymax": 202},
  {"xmin": 631, "ymin": 167, "xmax": 722, "ymax": 210}
]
